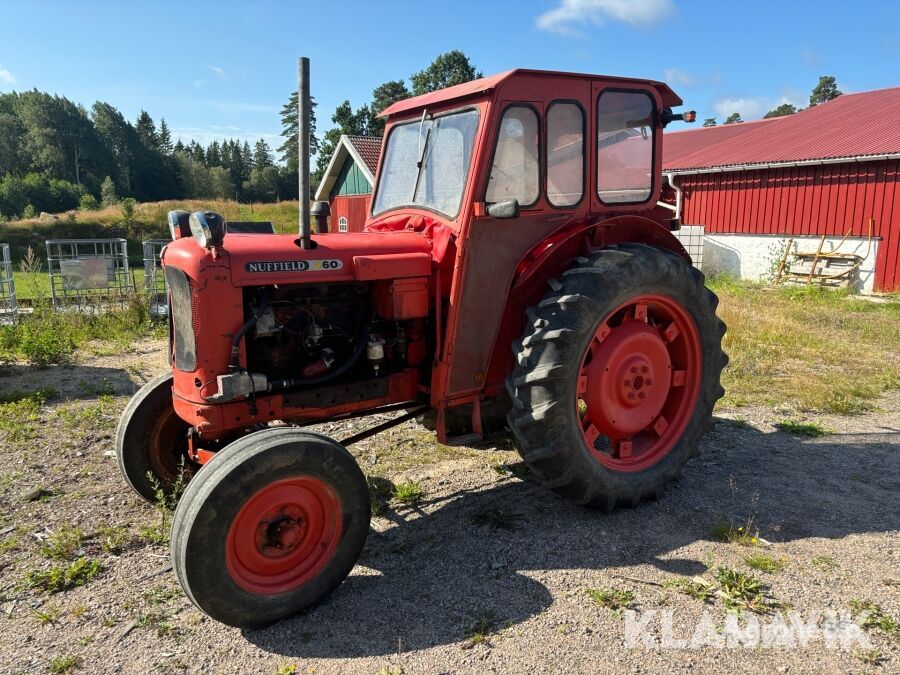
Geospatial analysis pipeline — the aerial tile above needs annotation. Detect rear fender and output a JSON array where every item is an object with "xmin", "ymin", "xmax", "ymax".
[{"xmin": 481, "ymin": 216, "xmax": 690, "ymax": 390}]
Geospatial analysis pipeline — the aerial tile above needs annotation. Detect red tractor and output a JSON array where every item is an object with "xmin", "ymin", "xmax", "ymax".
[{"xmin": 116, "ymin": 68, "xmax": 726, "ymax": 628}]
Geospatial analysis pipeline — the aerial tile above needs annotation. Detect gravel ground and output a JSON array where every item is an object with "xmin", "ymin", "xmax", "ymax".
[{"xmin": 0, "ymin": 340, "xmax": 898, "ymax": 674}]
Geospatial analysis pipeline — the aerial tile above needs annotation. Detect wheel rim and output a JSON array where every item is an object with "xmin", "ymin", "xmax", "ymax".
[
  {"xmin": 226, "ymin": 477, "xmax": 342, "ymax": 595},
  {"xmin": 576, "ymin": 293, "xmax": 702, "ymax": 473},
  {"xmin": 147, "ymin": 407, "xmax": 191, "ymax": 485}
]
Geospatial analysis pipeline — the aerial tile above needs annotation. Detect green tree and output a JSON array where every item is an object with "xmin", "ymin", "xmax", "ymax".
[
  {"xmin": 809, "ymin": 75, "xmax": 842, "ymax": 106},
  {"xmin": 723, "ymin": 112, "xmax": 743, "ymax": 125},
  {"xmin": 702, "ymin": 117, "xmax": 717, "ymax": 127},
  {"xmin": 100, "ymin": 175, "xmax": 118, "ymax": 206},
  {"xmin": 313, "ymin": 100, "xmax": 375, "ymax": 184},
  {"xmin": 0, "ymin": 112, "xmax": 26, "ymax": 175},
  {"xmin": 157, "ymin": 118, "xmax": 173, "ymax": 154},
  {"xmin": 278, "ymin": 91, "xmax": 319, "ymax": 198},
  {"xmin": 764, "ymin": 103, "xmax": 798, "ymax": 118},
  {"xmin": 411, "ymin": 50, "xmax": 481, "ymax": 96},
  {"xmin": 369, "ymin": 80, "xmax": 411, "ymax": 135},
  {"xmin": 135, "ymin": 110, "xmax": 158, "ymax": 148},
  {"xmin": 253, "ymin": 139, "xmax": 273, "ymax": 169}
]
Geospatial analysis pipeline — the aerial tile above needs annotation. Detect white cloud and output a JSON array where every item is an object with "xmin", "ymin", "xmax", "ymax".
[
  {"xmin": 209, "ymin": 100, "xmax": 279, "ymax": 114},
  {"xmin": 537, "ymin": 0, "xmax": 676, "ymax": 35},
  {"xmin": 0, "ymin": 66, "xmax": 16, "ymax": 85},
  {"xmin": 712, "ymin": 91, "xmax": 806, "ymax": 121},
  {"xmin": 208, "ymin": 65, "xmax": 227, "ymax": 80},
  {"xmin": 663, "ymin": 67, "xmax": 696, "ymax": 88}
]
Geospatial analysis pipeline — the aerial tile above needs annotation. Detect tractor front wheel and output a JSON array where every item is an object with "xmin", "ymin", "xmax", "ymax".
[
  {"xmin": 507, "ymin": 244, "xmax": 727, "ymax": 510},
  {"xmin": 170, "ymin": 429, "xmax": 370, "ymax": 628},
  {"xmin": 115, "ymin": 373, "xmax": 194, "ymax": 502}
]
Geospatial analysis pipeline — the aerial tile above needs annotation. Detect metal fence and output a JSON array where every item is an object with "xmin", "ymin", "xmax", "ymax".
[
  {"xmin": 46, "ymin": 239, "xmax": 133, "ymax": 310},
  {"xmin": 143, "ymin": 239, "xmax": 169, "ymax": 317},
  {"xmin": 0, "ymin": 243, "xmax": 16, "ymax": 322},
  {"xmin": 675, "ymin": 225, "xmax": 705, "ymax": 270}
]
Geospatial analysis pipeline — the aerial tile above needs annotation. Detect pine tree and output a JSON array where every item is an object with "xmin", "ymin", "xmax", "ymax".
[
  {"xmin": 809, "ymin": 75, "xmax": 842, "ymax": 106},
  {"xmin": 100, "ymin": 175, "xmax": 118, "ymax": 206},
  {"xmin": 410, "ymin": 50, "xmax": 481, "ymax": 96},
  {"xmin": 157, "ymin": 118, "xmax": 173, "ymax": 154},
  {"xmin": 702, "ymin": 117, "xmax": 716, "ymax": 127},
  {"xmin": 253, "ymin": 139, "xmax": 273, "ymax": 169},
  {"xmin": 135, "ymin": 110, "xmax": 158, "ymax": 148},
  {"xmin": 723, "ymin": 112, "xmax": 743, "ymax": 125}
]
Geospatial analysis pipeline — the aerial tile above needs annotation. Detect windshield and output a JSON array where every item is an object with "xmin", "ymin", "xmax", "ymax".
[{"xmin": 372, "ymin": 109, "xmax": 479, "ymax": 218}]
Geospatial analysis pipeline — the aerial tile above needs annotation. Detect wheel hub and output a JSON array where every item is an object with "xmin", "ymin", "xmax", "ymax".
[
  {"xmin": 576, "ymin": 294, "xmax": 702, "ymax": 473},
  {"xmin": 226, "ymin": 477, "xmax": 342, "ymax": 595}
]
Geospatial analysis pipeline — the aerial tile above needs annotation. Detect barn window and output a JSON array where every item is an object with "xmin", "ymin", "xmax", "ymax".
[
  {"xmin": 338, "ymin": 217, "xmax": 348, "ymax": 233},
  {"xmin": 486, "ymin": 105, "xmax": 540, "ymax": 207},
  {"xmin": 546, "ymin": 102, "xmax": 584, "ymax": 207},
  {"xmin": 597, "ymin": 90, "xmax": 655, "ymax": 204}
]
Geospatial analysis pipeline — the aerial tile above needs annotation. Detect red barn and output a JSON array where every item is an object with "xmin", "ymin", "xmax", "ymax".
[
  {"xmin": 314, "ymin": 135, "xmax": 382, "ymax": 233},
  {"xmin": 662, "ymin": 87, "xmax": 900, "ymax": 292}
]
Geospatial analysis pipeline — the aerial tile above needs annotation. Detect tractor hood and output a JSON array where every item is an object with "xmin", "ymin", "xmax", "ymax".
[{"xmin": 162, "ymin": 230, "xmax": 433, "ymax": 286}]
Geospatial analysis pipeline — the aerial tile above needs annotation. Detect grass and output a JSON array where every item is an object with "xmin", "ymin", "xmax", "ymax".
[
  {"xmin": 463, "ymin": 610, "xmax": 500, "ymax": 647},
  {"xmin": 468, "ymin": 506, "xmax": 519, "ymax": 530},
  {"xmin": 774, "ymin": 419, "xmax": 829, "ymax": 437},
  {"xmin": 391, "ymin": 480, "xmax": 425, "ymax": 506},
  {"xmin": 32, "ymin": 605, "xmax": 62, "ymax": 625},
  {"xmin": 744, "ymin": 553, "xmax": 786, "ymax": 573},
  {"xmin": 96, "ymin": 524, "xmax": 131, "ymax": 554},
  {"xmin": 711, "ymin": 522, "xmax": 760, "ymax": 547},
  {"xmin": 48, "ymin": 655, "xmax": 82, "ymax": 673},
  {"xmin": 0, "ymin": 391, "xmax": 46, "ymax": 442},
  {"xmin": 707, "ymin": 276, "xmax": 900, "ymax": 414},
  {"xmin": 714, "ymin": 566, "xmax": 787, "ymax": 615},
  {"xmin": 849, "ymin": 599, "xmax": 900, "ymax": 636},
  {"xmin": 586, "ymin": 587, "xmax": 636, "ymax": 617},
  {"xmin": 811, "ymin": 554, "xmax": 838, "ymax": 569},
  {"xmin": 139, "ymin": 466, "xmax": 188, "ymax": 545},
  {"xmin": 666, "ymin": 577, "xmax": 716, "ymax": 603},
  {"xmin": 26, "ymin": 557, "xmax": 103, "ymax": 594},
  {"xmin": 40, "ymin": 527, "xmax": 84, "ymax": 561}
]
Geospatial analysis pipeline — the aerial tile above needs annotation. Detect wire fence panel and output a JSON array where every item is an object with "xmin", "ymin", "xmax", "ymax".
[
  {"xmin": 675, "ymin": 225, "xmax": 705, "ymax": 270},
  {"xmin": 0, "ymin": 243, "xmax": 17, "ymax": 323},
  {"xmin": 46, "ymin": 239, "xmax": 133, "ymax": 311},
  {"xmin": 143, "ymin": 239, "xmax": 169, "ymax": 317}
]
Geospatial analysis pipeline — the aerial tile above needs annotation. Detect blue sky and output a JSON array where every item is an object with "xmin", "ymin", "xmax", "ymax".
[{"xmin": 1, "ymin": 0, "xmax": 897, "ymax": 159}]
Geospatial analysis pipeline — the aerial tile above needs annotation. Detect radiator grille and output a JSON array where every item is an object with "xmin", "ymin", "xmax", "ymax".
[{"xmin": 164, "ymin": 266, "xmax": 197, "ymax": 371}]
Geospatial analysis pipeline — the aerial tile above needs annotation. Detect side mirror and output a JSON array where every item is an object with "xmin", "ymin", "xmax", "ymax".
[
  {"xmin": 486, "ymin": 199, "xmax": 519, "ymax": 219},
  {"xmin": 167, "ymin": 210, "xmax": 191, "ymax": 240}
]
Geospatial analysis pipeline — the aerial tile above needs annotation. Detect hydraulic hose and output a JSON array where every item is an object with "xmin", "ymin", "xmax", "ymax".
[{"xmin": 229, "ymin": 292, "xmax": 268, "ymax": 370}]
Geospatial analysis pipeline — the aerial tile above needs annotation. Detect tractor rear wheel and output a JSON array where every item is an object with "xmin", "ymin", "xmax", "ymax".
[
  {"xmin": 115, "ymin": 373, "xmax": 194, "ymax": 502},
  {"xmin": 506, "ymin": 244, "xmax": 726, "ymax": 510},
  {"xmin": 170, "ymin": 429, "xmax": 370, "ymax": 628}
]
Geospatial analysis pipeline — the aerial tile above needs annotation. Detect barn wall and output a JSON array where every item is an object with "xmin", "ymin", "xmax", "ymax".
[
  {"xmin": 674, "ymin": 159, "xmax": 899, "ymax": 291},
  {"xmin": 703, "ymin": 234, "xmax": 879, "ymax": 291},
  {"xmin": 329, "ymin": 194, "xmax": 370, "ymax": 233}
]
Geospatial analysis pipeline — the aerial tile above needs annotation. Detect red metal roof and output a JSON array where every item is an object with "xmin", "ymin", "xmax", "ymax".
[
  {"xmin": 344, "ymin": 135, "xmax": 381, "ymax": 175},
  {"xmin": 663, "ymin": 87, "xmax": 900, "ymax": 172}
]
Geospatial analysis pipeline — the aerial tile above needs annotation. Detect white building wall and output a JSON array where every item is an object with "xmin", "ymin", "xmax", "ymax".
[{"xmin": 700, "ymin": 232, "xmax": 879, "ymax": 292}]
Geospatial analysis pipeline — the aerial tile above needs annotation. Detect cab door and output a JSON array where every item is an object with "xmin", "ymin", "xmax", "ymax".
[{"xmin": 439, "ymin": 80, "xmax": 591, "ymax": 401}]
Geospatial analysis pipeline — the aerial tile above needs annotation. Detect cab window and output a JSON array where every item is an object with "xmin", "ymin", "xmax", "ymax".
[
  {"xmin": 597, "ymin": 90, "xmax": 654, "ymax": 204},
  {"xmin": 486, "ymin": 106, "xmax": 539, "ymax": 207},
  {"xmin": 546, "ymin": 102, "xmax": 584, "ymax": 207}
]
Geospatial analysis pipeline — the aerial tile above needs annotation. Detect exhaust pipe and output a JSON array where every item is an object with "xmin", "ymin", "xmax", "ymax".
[{"xmin": 298, "ymin": 56, "xmax": 312, "ymax": 248}]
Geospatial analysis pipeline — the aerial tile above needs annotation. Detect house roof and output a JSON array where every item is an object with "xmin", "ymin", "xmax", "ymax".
[
  {"xmin": 314, "ymin": 134, "xmax": 382, "ymax": 202},
  {"xmin": 663, "ymin": 87, "xmax": 900, "ymax": 173},
  {"xmin": 380, "ymin": 69, "xmax": 681, "ymax": 118}
]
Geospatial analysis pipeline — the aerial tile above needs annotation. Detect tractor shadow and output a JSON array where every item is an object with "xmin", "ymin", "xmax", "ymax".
[
  {"xmin": 0, "ymin": 363, "xmax": 140, "ymax": 401},
  {"xmin": 244, "ymin": 417, "xmax": 900, "ymax": 658}
]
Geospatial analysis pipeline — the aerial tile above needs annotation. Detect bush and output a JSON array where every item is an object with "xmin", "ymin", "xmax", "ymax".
[
  {"xmin": 17, "ymin": 311, "xmax": 76, "ymax": 367},
  {"xmin": 121, "ymin": 197, "xmax": 137, "ymax": 223},
  {"xmin": 22, "ymin": 204, "xmax": 36, "ymax": 219},
  {"xmin": 78, "ymin": 193, "xmax": 98, "ymax": 211}
]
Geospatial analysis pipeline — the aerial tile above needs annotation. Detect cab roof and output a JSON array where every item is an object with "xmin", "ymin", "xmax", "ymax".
[{"xmin": 380, "ymin": 68, "xmax": 683, "ymax": 119}]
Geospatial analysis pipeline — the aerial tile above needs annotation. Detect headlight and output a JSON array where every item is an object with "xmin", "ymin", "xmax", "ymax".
[{"xmin": 189, "ymin": 211, "xmax": 225, "ymax": 249}]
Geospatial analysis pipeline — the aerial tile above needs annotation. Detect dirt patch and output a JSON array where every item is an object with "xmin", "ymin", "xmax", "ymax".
[{"xmin": 0, "ymin": 341, "xmax": 898, "ymax": 674}]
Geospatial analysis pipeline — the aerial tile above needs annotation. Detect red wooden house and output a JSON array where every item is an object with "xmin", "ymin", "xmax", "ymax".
[{"xmin": 314, "ymin": 135, "xmax": 382, "ymax": 233}]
